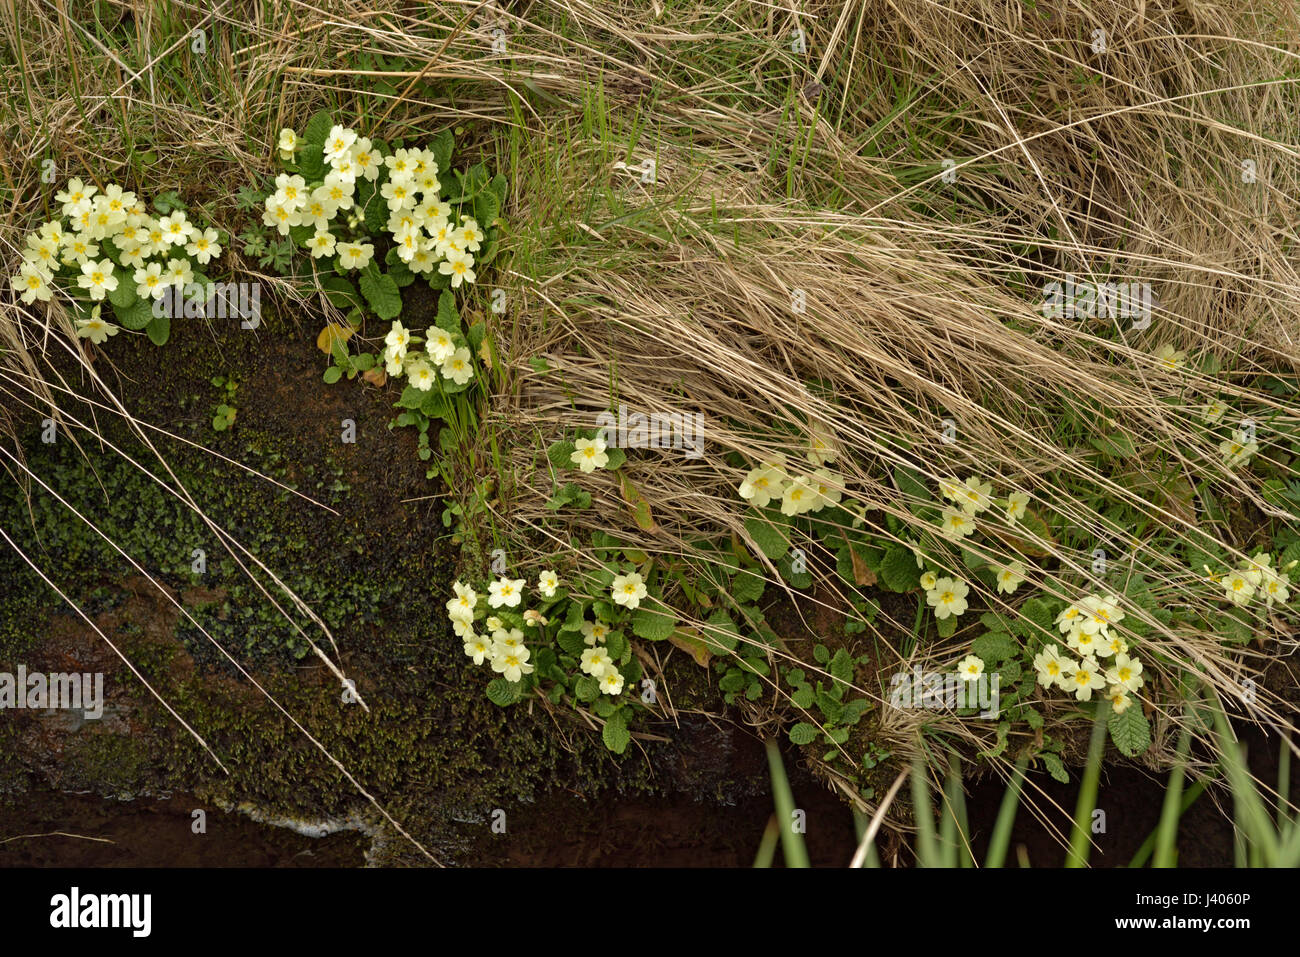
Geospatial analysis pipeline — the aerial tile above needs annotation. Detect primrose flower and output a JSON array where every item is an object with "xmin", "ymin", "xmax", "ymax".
[
  {"xmin": 441, "ymin": 347, "xmax": 474, "ymax": 386},
  {"xmin": 165, "ymin": 257, "xmax": 194, "ymax": 288},
  {"xmin": 157, "ymin": 211, "xmax": 194, "ymax": 246},
  {"xmin": 1219, "ymin": 430, "xmax": 1258, "ymax": 469},
  {"xmin": 439, "ymin": 250, "xmax": 477, "ymax": 288},
  {"xmin": 1079, "ymin": 594, "xmax": 1123, "ymax": 636},
  {"xmin": 351, "ymin": 138, "xmax": 381, "ymax": 181},
  {"xmin": 807, "ymin": 426, "xmax": 839, "ymax": 467},
  {"xmin": 1154, "ymin": 344, "xmax": 1186, "ymax": 371},
  {"xmin": 488, "ymin": 576, "xmax": 525, "ymax": 609},
  {"xmin": 926, "ymin": 577, "xmax": 969, "ymax": 620},
  {"xmin": 492, "ymin": 629, "xmax": 526, "ymax": 655},
  {"xmin": 446, "ymin": 581, "xmax": 477, "ymax": 622},
  {"xmin": 1056, "ymin": 602, "xmax": 1084, "ymax": 634},
  {"xmin": 75, "ymin": 315, "xmax": 118, "ymax": 345},
  {"xmin": 485, "ymin": 616, "xmax": 503, "ymax": 633},
  {"xmin": 939, "ymin": 507, "xmax": 976, "ymax": 541},
  {"xmin": 522, "ymin": 609, "xmax": 548, "ymax": 628},
  {"xmin": 780, "ymin": 474, "xmax": 818, "ymax": 516},
  {"xmin": 307, "ymin": 229, "xmax": 336, "ymax": 259},
  {"xmin": 1262, "ymin": 572, "xmax": 1291, "ymax": 607},
  {"xmin": 76, "ymin": 258, "xmax": 117, "ymax": 300},
  {"xmin": 319, "ymin": 175, "xmax": 354, "ymax": 210},
  {"xmin": 1033, "ymin": 645, "xmax": 1067, "ymax": 689},
  {"xmin": 425, "ymin": 327, "xmax": 455, "ymax": 364},
  {"xmin": 581, "ymin": 619, "xmax": 610, "ymax": 646},
  {"xmin": 463, "ymin": 633, "xmax": 493, "ymax": 666},
  {"xmin": 600, "ymin": 669, "xmax": 626, "ymax": 696},
  {"xmin": 956, "ymin": 655, "xmax": 985, "ymax": 682},
  {"xmin": 919, "ymin": 570, "xmax": 938, "ymax": 591},
  {"xmin": 277, "ymin": 128, "xmax": 299, "ymax": 161},
  {"xmin": 61, "ymin": 233, "xmax": 97, "ymax": 265},
  {"xmin": 571, "ymin": 436, "xmax": 610, "ymax": 473},
  {"xmin": 994, "ymin": 561, "xmax": 1026, "ymax": 595},
  {"xmin": 186, "ymin": 227, "xmax": 222, "ymax": 264},
  {"xmin": 323, "ymin": 125, "xmax": 357, "ymax": 165},
  {"xmin": 1222, "ymin": 570, "xmax": 1256, "ymax": 605},
  {"xmin": 1202, "ymin": 399, "xmax": 1227, "ymax": 425},
  {"xmin": 1097, "ymin": 632, "xmax": 1128, "ymax": 659},
  {"xmin": 263, "ymin": 198, "xmax": 301, "ymax": 235},
  {"xmin": 56, "ymin": 177, "xmax": 97, "ymax": 214},
  {"xmin": 1105, "ymin": 653, "xmax": 1144, "ymax": 693},
  {"xmin": 809, "ymin": 468, "xmax": 843, "ymax": 510},
  {"xmin": 537, "ymin": 570, "xmax": 559, "ymax": 598},
  {"xmin": 132, "ymin": 263, "xmax": 166, "ymax": 300},
  {"xmin": 738, "ymin": 460, "xmax": 786, "ymax": 508},
  {"xmin": 1005, "ymin": 490, "xmax": 1030, "ymax": 524},
  {"xmin": 580, "ymin": 647, "xmax": 612, "ymax": 678},
  {"xmin": 957, "ymin": 476, "xmax": 994, "ymax": 515},
  {"xmin": 611, "ymin": 571, "xmax": 648, "ymax": 610},
  {"xmin": 1065, "ymin": 656, "xmax": 1106, "ymax": 701},
  {"xmin": 1066, "ymin": 625, "xmax": 1102, "ymax": 657},
  {"xmin": 491, "ymin": 645, "xmax": 533, "ymax": 683},
  {"xmin": 408, "ymin": 359, "xmax": 436, "ymax": 391},
  {"xmin": 457, "ymin": 217, "xmax": 485, "ymax": 252},
  {"xmin": 380, "ymin": 178, "xmax": 416, "ymax": 213},
  {"xmin": 1106, "ymin": 685, "xmax": 1133, "ymax": 714},
  {"xmin": 10, "ymin": 263, "xmax": 52, "ymax": 304},
  {"xmin": 337, "ymin": 241, "xmax": 374, "ymax": 271},
  {"xmin": 452, "ymin": 618, "xmax": 474, "ymax": 640}
]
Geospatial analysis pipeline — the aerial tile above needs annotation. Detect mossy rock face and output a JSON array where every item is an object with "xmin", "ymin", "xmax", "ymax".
[{"xmin": 0, "ymin": 303, "xmax": 764, "ymax": 863}]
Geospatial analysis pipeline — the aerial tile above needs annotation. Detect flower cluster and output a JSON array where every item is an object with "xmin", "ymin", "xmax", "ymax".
[
  {"xmin": 9, "ymin": 178, "xmax": 223, "ymax": 343},
  {"xmin": 268, "ymin": 125, "xmax": 482, "ymax": 287},
  {"xmin": 1209, "ymin": 551, "xmax": 1294, "ymax": 608},
  {"xmin": 936, "ymin": 476, "xmax": 1031, "ymax": 541},
  {"xmin": 738, "ymin": 449, "xmax": 844, "ymax": 518},
  {"xmin": 447, "ymin": 572, "xmax": 631, "ymax": 695},
  {"xmin": 378, "ymin": 318, "xmax": 474, "ymax": 389},
  {"xmin": 1033, "ymin": 592, "xmax": 1145, "ymax": 712}
]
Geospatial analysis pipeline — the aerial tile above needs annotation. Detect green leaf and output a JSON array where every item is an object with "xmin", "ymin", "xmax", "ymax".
[
  {"xmin": 322, "ymin": 366, "xmax": 342, "ymax": 384},
  {"xmin": 631, "ymin": 602, "xmax": 676, "ymax": 641},
  {"xmin": 813, "ymin": 644, "xmax": 830, "ymax": 665},
  {"xmin": 791, "ymin": 686, "xmax": 815, "ymax": 709},
  {"xmin": 1089, "ymin": 432, "xmax": 1138, "ymax": 459},
  {"xmin": 828, "ymin": 648, "xmax": 854, "ymax": 683},
  {"xmin": 701, "ymin": 610, "xmax": 741, "ymax": 653},
  {"xmin": 436, "ymin": 291, "xmax": 460, "ymax": 333},
  {"xmin": 575, "ymin": 675, "xmax": 600, "ymax": 703},
  {"xmin": 880, "ymin": 545, "xmax": 922, "ymax": 592},
  {"xmin": 145, "ymin": 313, "xmax": 170, "ymax": 345},
  {"xmin": 788, "ymin": 722, "xmax": 818, "ymax": 745},
  {"xmin": 547, "ymin": 439, "xmax": 577, "ymax": 470},
  {"xmin": 1108, "ymin": 704, "xmax": 1151, "ymax": 757},
  {"xmin": 319, "ymin": 276, "xmax": 361, "ymax": 310},
  {"xmin": 936, "ymin": 614, "xmax": 958, "ymax": 638},
  {"xmin": 429, "ymin": 128, "xmax": 454, "ymax": 176},
  {"xmin": 485, "ymin": 678, "xmax": 522, "ymax": 706},
  {"xmin": 1041, "ymin": 752, "xmax": 1069, "ymax": 784},
  {"xmin": 556, "ymin": 629, "xmax": 587, "ymax": 658},
  {"xmin": 473, "ymin": 187, "xmax": 501, "ymax": 229},
  {"xmin": 108, "ymin": 278, "xmax": 138, "ymax": 309},
  {"xmin": 730, "ymin": 568, "xmax": 766, "ymax": 604},
  {"xmin": 893, "ymin": 465, "xmax": 932, "ymax": 515},
  {"xmin": 359, "ymin": 268, "xmax": 403, "ymax": 319},
  {"xmin": 602, "ymin": 709, "xmax": 631, "ymax": 754},
  {"xmin": 115, "ymin": 297, "xmax": 155, "ymax": 330},
  {"xmin": 971, "ymin": 631, "xmax": 1019, "ymax": 665},
  {"xmin": 744, "ymin": 514, "xmax": 789, "ymax": 561},
  {"xmin": 303, "ymin": 109, "xmax": 333, "ymax": 148},
  {"xmin": 605, "ymin": 630, "xmax": 629, "ymax": 662}
]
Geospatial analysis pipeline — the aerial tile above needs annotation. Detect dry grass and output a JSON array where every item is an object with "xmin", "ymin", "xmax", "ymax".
[{"xmin": 2, "ymin": 0, "xmax": 1299, "ymax": 851}]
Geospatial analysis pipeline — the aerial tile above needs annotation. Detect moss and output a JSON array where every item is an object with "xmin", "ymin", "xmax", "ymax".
[{"xmin": 0, "ymin": 306, "xmax": 764, "ymax": 862}]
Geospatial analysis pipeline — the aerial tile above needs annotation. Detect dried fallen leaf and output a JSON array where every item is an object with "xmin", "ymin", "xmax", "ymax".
[
  {"xmin": 361, "ymin": 366, "xmax": 387, "ymax": 387},
  {"xmin": 316, "ymin": 323, "xmax": 353, "ymax": 355},
  {"xmin": 668, "ymin": 627, "xmax": 713, "ymax": 668}
]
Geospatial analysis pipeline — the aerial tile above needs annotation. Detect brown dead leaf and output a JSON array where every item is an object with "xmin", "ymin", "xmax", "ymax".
[
  {"xmin": 361, "ymin": 366, "xmax": 387, "ymax": 387},
  {"xmin": 850, "ymin": 547, "xmax": 878, "ymax": 587},
  {"xmin": 316, "ymin": 323, "xmax": 353, "ymax": 355},
  {"xmin": 668, "ymin": 627, "xmax": 713, "ymax": 668}
]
